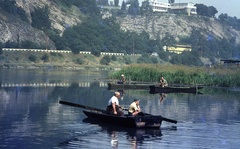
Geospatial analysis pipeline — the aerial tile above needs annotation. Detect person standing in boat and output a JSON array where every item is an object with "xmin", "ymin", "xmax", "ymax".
[
  {"xmin": 159, "ymin": 76, "xmax": 168, "ymax": 87},
  {"xmin": 119, "ymin": 74, "xmax": 126, "ymax": 84},
  {"xmin": 128, "ymin": 98, "xmax": 142, "ymax": 116},
  {"xmin": 106, "ymin": 91, "xmax": 124, "ymax": 116}
]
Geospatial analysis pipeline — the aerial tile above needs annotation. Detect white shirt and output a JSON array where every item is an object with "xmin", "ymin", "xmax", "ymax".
[{"xmin": 108, "ymin": 96, "xmax": 119, "ymax": 106}]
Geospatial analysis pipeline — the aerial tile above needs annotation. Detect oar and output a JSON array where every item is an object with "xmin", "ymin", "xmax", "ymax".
[
  {"xmin": 121, "ymin": 108, "xmax": 177, "ymax": 124},
  {"xmin": 59, "ymin": 100, "xmax": 177, "ymax": 124},
  {"xmin": 59, "ymin": 100, "xmax": 105, "ymax": 113}
]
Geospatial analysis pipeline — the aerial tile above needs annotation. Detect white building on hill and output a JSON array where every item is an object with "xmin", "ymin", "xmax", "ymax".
[{"xmin": 148, "ymin": 0, "xmax": 197, "ymax": 15}]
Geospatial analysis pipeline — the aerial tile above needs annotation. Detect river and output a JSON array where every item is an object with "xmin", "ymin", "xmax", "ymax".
[{"xmin": 0, "ymin": 68, "xmax": 240, "ymax": 149}]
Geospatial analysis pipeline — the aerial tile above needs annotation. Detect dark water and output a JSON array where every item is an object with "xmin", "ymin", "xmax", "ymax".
[{"xmin": 0, "ymin": 69, "xmax": 240, "ymax": 149}]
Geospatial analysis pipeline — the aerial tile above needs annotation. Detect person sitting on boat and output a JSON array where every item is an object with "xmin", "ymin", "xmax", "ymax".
[
  {"xmin": 128, "ymin": 98, "xmax": 143, "ymax": 116},
  {"xmin": 159, "ymin": 76, "xmax": 168, "ymax": 87},
  {"xmin": 106, "ymin": 91, "xmax": 124, "ymax": 116},
  {"xmin": 118, "ymin": 74, "xmax": 126, "ymax": 84}
]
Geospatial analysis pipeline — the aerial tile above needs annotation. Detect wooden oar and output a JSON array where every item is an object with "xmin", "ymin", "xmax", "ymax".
[
  {"xmin": 121, "ymin": 108, "xmax": 177, "ymax": 124},
  {"xmin": 59, "ymin": 100, "xmax": 177, "ymax": 124},
  {"xmin": 59, "ymin": 100, "xmax": 105, "ymax": 113}
]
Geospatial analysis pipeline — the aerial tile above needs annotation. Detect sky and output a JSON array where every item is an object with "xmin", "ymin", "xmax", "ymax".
[{"xmin": 118, "ymin": 0, "xmax": 240, "ymax": 18}]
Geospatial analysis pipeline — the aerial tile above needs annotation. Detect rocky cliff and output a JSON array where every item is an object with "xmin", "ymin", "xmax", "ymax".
[
  {"xmin": 0, "ymin": 0, "xmax": 239, "ymax": 51},
  {"xmin": 0, "ymin": 0, "xmax": 83, "ymax": 49},
  {"xmin": 116, "ymin": 14, "xmax": 240, "ymax": 44}
]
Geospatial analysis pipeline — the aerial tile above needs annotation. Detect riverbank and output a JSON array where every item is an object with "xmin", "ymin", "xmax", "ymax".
[
  {"xmin": 109, "ymin": 64, "xmax": 240, "ymax": 87},
  {"xmin": 0, "ymin": 50, "xmax": 130, "ymax": 70}
]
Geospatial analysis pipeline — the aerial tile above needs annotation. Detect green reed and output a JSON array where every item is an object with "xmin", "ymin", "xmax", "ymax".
[{"xmin": 109, "ymin": 64, "xmax": 240, "ymax": 87}]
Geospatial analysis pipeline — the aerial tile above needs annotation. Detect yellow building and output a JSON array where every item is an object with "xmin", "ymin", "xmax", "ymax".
[{"xmin": 167, "ymin": 44, "xmax": 192, "ymax": 54}]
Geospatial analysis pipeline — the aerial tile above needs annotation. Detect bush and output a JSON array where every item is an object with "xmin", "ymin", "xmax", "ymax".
[
  {"xmin": 41, "ymin": 54, "xmax": 49, "ymax": 62},
  {"xmin": 28, "ymin": 54, "xmax": 37, "ymax": 62},
  {"xmin": 100, "ymin": 55, "xmax": 111, "ymax": 65},
  {"xmin": 75, "ymin": 58, "xmax": 84, "ymax": 65},
  {"xmin": 111, "ymin": 55, "xmax": 117, "ymax": 61}
]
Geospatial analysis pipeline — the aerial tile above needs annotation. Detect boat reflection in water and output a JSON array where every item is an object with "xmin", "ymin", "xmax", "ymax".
[{"xmin": 82, "ymin": 118, "xmax": 163, "ymax": 148}]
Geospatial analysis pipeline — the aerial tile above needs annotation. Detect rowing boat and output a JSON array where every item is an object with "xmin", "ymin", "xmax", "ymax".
[
  {"xmin": 149, "ymin": 85, "xmax": 203, "ymax": 94},
  {"xmin": 83, "ymin": 110, "xmax": 162, "ymax": 128},
  {"xmin": 59, "ymin": 100, "xmax": 177, "ymax": 129},
  {"xmin": 107, "ymin": 82, "xmax": 153, "ymax": 90}
]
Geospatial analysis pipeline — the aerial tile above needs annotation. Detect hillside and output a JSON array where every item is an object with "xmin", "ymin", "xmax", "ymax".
[
  {"xmin": 0, "ymin": 0, "xmax": 240, "ymax": 67},
  {"xmin": 0, "ymin": 50, "xmax": 153, "ymax": 69}
]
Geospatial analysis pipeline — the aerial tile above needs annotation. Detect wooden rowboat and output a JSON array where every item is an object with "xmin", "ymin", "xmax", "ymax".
[
  {"xmin": 107, "ymin": 82, "xmax": 153, "ymax": 90},
  {"xmin": 83, "ymin": 110, "xmax": 162, "ymax": 128},
  {"xmin": 59, "ymin": 100, "xmax": 177, "ymax": 129},
  {"xmin": 149, "ymin": 85, "xmax": 203, "ymax": 94}
]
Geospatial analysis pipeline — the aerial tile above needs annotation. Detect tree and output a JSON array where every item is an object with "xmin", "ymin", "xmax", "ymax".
[
  {"xmin": 121, "ymin": 0, "xmax": 126, "ymax": 10},
  {"xmin": 114, "ymin": 0, "xmax": 119, "ymax": 6},
  {"xmin": 140, "ymin": 0, "xmax": 153, "ymax": 15},
  {"xmin": 195, "ymin": 4, "xmax": 218, "ymax": 18},
  {"xmin": 100, "ymin": 55, "xmax": 111, "ymax": 65},
  {"xmin": 128, "ymin": 0, "xmax": 140, "ymax": 16},
  {"xmin": 31, "ymin": 6, "xmax": 51, "ymax": 30}
]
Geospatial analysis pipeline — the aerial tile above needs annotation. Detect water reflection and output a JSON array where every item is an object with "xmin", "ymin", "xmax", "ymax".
[
  {"xmin": 1, "ymin": 69, "xmax": 240, "ymax": 148},
  {"xmin": 82, "ymin": 118, "xmax": 163, "ymax": 149}
]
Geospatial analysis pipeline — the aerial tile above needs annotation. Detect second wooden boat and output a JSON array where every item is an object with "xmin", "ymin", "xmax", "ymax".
[{"xmin": 149, "ymin": 85, "xmax": 203, "ymax": 94}]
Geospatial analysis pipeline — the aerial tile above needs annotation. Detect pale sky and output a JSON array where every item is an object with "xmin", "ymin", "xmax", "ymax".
[{"xmin": 118, "ymin": 0, "xmax": 240, "ymax": 18}]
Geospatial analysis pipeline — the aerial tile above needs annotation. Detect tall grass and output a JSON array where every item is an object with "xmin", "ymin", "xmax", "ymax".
[{"xmin": 109, "ymin": 64, "xmax": 240, "ymax": 87}]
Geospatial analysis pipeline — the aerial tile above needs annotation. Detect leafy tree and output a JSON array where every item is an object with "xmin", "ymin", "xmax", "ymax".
[
  {"xmin": 75, "ymin": 58, "xmax": 84, "ymax": 65},
  {"xmin": 140, "ymin": 0, "xmax": 153, "ymax": 15},
  {"xmin": 0, "ymin": 0, "xmax": 28, "ymax": 22},
  {"xmin": 128, "ymin": 0, "xmax": 140, "ymax": 15},
  {"xmin": 28, "ymin": 54, "xmax": 37, "ymax": 62},
  {"xmin": 111, "ymin": 55, "xmax": 117, "ymax": 61},
  {"xmin": 31, "ymin": 6, "xmax": 51, "ymax": 30},
  {"xmin": 195, "ymin": 4, "xmax": 218, "ymax": 18},
  {"xmin": 0, "ymin": 42, "xmax": 3, "ymax": 55},
  {"xmin": 120, "ymin": 0, "xmax": 127, "ymax": 12},
  {"xmin": 100, "ymin": 55, "xmax": 111, "ymax": 65},
  {"xmin": 20, "ymin": 40, "xmax": 42, "ymax": 49},
  {"xmin": 41, "ymin": 54, "xmax": 50, "ymax": 62},
  {"xmin": 218, "ymin": 13, "xmax": 240, "ymax": 30},
  {"xmin": 114, "ymin": 0, "xmax": 119, "ymax": 6},
  {"xmin": 96, "ymin": 0, "xmax": 108, "ymax": 5}
]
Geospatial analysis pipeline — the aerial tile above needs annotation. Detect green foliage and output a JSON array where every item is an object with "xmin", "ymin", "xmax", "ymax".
[
  {"xmin": 0, "ymin": 0, "xmax": 29, "ymax": 22},
  {"xmin": 100, "ymin": 55, "xmax": 111, "ymax": 65},
  {"xmin": 124, "ymin": 57, "xmax": 132, "ymax": 64},
  {"xmin": 20, "ymin": 40, "xmax": 42, "ymax": 49},
  {"xmin": 111, "ymin": 55, "xmax": 117, "ymax": 61},
  {"xmin": 75, "ymin": 58, "xmax": 84, "ymax": 65},
  {"xmin": 41, "ymin": 54, "xmax": 50, "ymax": 62},
  {"xmin": 195, "ymin": 4, "xmax": 218, "ymax": 17},
  {"xmin": 28, "ymin": 54, "xmax": 37, "ymax": 62},
  {"xmin": 0, "ymin": 42, "xmax": 3, "ymax": 55},
  {"xmin": 151, "ymin": 57, "xmax": 158, "ymax": 64},
  {"xmin": 128, "ymin": 0, "xmax": 140, "ymax": 15},
  {"xmin": 218, "ymin": 13, "xmax": 240, "ymax": 30},
  {"xmin": 50, "ymin": 52, "xmax": 63, "ymax": 58},
  {"xmin": 170, "ymin": 51, "xmax": 203, "ymax": 66},
  {"xmin": 109, "ymin": 64, "xmax": 240, "ymax": 87},
  {"xmin": 31, "ymin": 6, "xmax": 51, "ymax": 30}
]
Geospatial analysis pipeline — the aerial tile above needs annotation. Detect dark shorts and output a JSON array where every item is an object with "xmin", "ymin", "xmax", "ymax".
[{"xmin": 106, "ymin": 105, "xmax": 124, "ymax": 116}]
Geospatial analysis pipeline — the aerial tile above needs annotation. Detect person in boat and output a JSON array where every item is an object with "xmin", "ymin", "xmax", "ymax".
[
  {"xmin": 128, "ymin": 98, "xmax": 143, "ymax": 116},
  {"xmin": 106, "ymin": 91, "xmax": 124, "ymax": 116},
  {"xmin": 119, "ymin": 74, "xmax": 126, "ymax": 84},
  {"xmin": 159, "ymin": 76, "xmax": 168, "ymax": 87}
]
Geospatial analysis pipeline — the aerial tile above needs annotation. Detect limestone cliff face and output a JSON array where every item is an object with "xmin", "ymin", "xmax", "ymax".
[
  {"xmin": 116, "ymin": 14, "xmax": 240, "ymax": 44},
  {"xmin": 0, "ymin": 0, "xmax": 83, "ymax": 49}
]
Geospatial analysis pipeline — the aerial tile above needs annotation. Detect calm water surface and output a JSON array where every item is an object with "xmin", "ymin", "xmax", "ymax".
[{"xmin": 0, "ymin": 69, "xmax": 240, "ymax": 149}]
